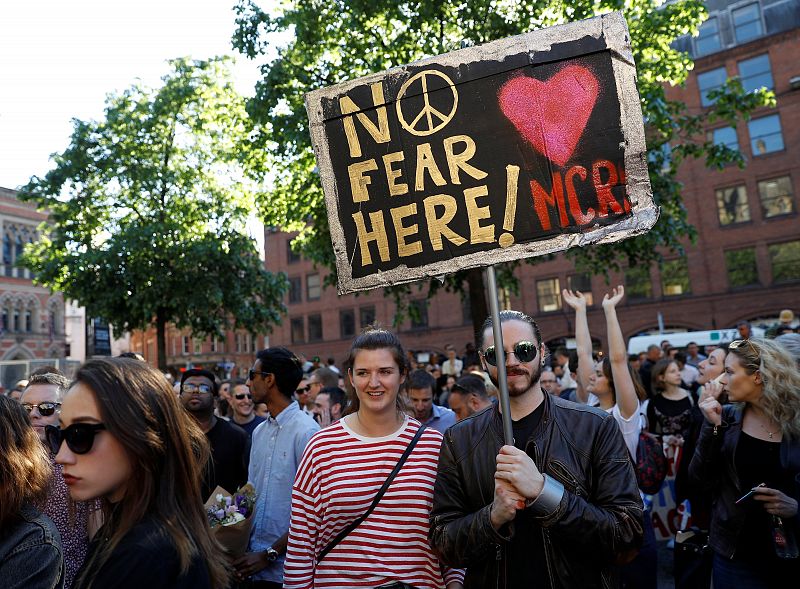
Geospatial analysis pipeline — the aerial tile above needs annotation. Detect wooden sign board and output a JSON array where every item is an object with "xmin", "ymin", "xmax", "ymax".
[{"xmin": 305, "ymin": 11, "xmax": 656, "ymax": 295}]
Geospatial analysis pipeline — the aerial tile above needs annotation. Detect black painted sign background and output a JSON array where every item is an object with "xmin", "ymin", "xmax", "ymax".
[{"xmin": 305, "ymin": 13, "xmax": 655, "ymax": 293}]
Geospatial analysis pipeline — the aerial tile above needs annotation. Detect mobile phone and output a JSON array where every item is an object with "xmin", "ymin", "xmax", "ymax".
[{"xmin": 735, "ymin": 483, "xmax": 766, "ymax": 505}]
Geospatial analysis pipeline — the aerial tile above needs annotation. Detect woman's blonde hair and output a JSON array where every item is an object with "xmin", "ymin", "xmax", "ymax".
[
  {"xmin": 729, "ymin": 338, "xmax": 800, "ymax": 438},
  {"xmin": 0, "ymin": 395, "xmax": 52, "ymax": 528}
]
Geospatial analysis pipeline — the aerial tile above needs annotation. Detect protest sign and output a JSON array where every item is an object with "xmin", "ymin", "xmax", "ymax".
[{"xmin": 306, "ymin": 11, "xmax": 656, "ymax": 294}]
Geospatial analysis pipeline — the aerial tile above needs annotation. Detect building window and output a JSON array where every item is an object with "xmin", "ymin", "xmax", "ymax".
[
  {"xmin": 758, "ymin": 176, "xmax": 795, "ymax": 218},
  {"xmin": 738, "ymin": 54, "xmax": 773, "ymax": 93},
  {"xmin": 359, "ymin": 305, "xmax": 376, "ymax": 328},
  {"xmin": 409, "ymin": 300, "xmax": 428, "ymax": 329},
  {"xmin": 749, "ymin": 114, "xmax": 784, "ymax": 156},
  {"xmin": 290, "ymin": 317, "xmax": 305, "ymax": 344},
  {"xmin": 24, "ymin": 310, "xmax": 32, "ymax": 332},
  {"xmin": 725, "ymin": 248, "xmax": 759, "ymax": 288},
  {"xmin": 709, "ymin": 126, "xmax": 739, "ymax": 151},
  {"xmin": 286, "ymin": 239, "xmax": 301, "ymax": 264},
  {"xmin": 536, "ymin": 278, "xmax": 561, "ymax": 312},
  {"xmin": 461, "ymin": 291, "xmax": 472, "ymax": 325},
  {"xmin": 716, "ymin": 185, "xmax": 751, "ymax": 225},
  {"xmin": 193, "ymin": 338, "xmax": 202, "ymax": 354},
  {"xmin": 695, "ymin": 16, "xmax": 721, "ymax": 56},
  {"xmin": 307, "ymin": 273, "xmax": 321, "ymax": 300},
  {"xmin": 661, "ymin": 258, "xmax": 691, "ymax": 296},
  {"xmin": 567, "ymin": 274, "xmax": 593, "ymax": 306},
  {"xmin": 308, "ymin": 314, "xmax": 323, "ymax": 342},
  {"xmin": 769, "ymin": 241, "xmax": 800, "ymax": 283},
  {"xmin": 210, "ymin": 337, "xmax": 218, "ymax": 353},
  {"xmin": 182, "ymin": 336, "xmax": 190, "ymax": 355},
  {"xmin": 697, "ymin": 67, "xmax": 727, "ymax": 107},
  {"xmin": 340, "ymin": 309, "xmax": 355, "ymax": 339},
  {"xmin": 288, "ymin": 276, "xmax": 302, "ymax": 304},
  {"xmin": 732, "ymin": 3, "xmax": 763, "ymax": 44},
  {"xmin": 625, "ymin": 265, "xmax": 652, "ymax": 300}
]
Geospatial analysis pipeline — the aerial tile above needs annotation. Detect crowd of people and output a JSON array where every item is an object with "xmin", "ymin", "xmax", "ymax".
[{"xmin": 1, "ymin": 294, "xmax": 798, "ymax": 589}]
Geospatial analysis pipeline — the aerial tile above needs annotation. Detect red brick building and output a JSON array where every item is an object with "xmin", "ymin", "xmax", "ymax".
[
  {"xmin": 0, "ymin": 187, "xmax": 67, "ymax": 388},
  {"xmin": 264, "ymin": 0, "xmax": 800, "ymax": 365}
]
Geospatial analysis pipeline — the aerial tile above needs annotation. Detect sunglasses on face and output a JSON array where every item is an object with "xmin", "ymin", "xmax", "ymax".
[
  {"xmin": 482, "ymin": 341, "xmax": 539, "ymax": 367},
  {"xmin": 22, "ymin": 402, "xmax": 62, "ymax": 416},
  {"xmin": 45, "ymin": 423, "xmax": 106, "ymax": 455},
  {"xmin": 248, "ymin": 369, "xmax": 271, "ymax": 382},
  {"xmin": 295, "ymin": 386, "xmax": 311, "ymax": 395},
  {"xmin": 234, "ymin": 393, "xmax": 252, "ymax": 400},
  {"xmin": 181, "ymin": 383, "xmax": 212, "ymax": 395}
]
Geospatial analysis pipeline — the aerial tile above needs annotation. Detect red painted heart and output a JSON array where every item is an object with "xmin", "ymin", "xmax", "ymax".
[{"xmin": 498, "ymin": 65, "xmax": 599, "ymax": 167}]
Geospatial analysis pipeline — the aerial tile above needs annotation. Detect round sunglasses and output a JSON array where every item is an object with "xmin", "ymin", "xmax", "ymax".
[
  {"xmin": 45, "ymin": 423, "xmax": 107, "ymax": 455},
  {"xmin": 482, "ymin": 341, "xmax": 539, "ymax": 366},
  {"xmin": 21, "ymin": 402, "xmax": 62, "ymax": 416}
]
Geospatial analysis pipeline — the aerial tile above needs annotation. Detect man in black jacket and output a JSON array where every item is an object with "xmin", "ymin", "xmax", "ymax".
[{"xmin": 430, "ymin": 310, "xmax": 643, "ymax": 588}]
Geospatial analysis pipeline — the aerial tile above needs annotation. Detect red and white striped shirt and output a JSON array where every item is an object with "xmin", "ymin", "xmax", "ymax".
[{"xmin": 283, "ymin": 416, "xmax": 463, "ymax": 589}]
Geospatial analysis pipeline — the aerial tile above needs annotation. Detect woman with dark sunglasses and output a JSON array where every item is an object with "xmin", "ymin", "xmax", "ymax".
[
  {"xmin": 0, "ymin": 394, "xmax": 64, "ymax": 589},
  {"xmin": 47, "ymin": 357, "xmax": 230, "ymax": 589},
  {"xmin": 690, "ymin": 338, "xmax": 800, "ymax": 587}
]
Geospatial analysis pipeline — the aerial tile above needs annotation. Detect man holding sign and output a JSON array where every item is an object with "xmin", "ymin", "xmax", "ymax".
[{"xmin": 430, "ymin": 310, "xmax": 643, "ymax": 587}]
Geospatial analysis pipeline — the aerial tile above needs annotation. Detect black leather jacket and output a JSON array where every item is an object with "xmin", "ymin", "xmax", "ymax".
[
  {"xmin": 688, "ymin": 404, "xmax": 800, "ymax": 559},
  {"xmin": 429, "ymin": 393, "xmax": 644, "ymax": 589}
]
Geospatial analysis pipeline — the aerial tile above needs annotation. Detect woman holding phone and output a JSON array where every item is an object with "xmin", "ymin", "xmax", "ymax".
[
  {"xmin": 47, "ymin": 357, "xmax": 230, "ymax": 589},
  {"xmin": 689, "ymin": 338, "xmax": 800, "ymax": 587}
]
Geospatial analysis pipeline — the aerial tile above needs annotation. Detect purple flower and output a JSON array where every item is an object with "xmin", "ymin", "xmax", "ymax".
[{"xmin": 215, "ymin": 509, "xmax": 225, "ymax": 520}]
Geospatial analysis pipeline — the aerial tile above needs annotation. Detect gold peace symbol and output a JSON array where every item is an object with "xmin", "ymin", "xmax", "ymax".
[{"xmin": 395, "ymin": 70, "xmax": 458, "ymax": 137}]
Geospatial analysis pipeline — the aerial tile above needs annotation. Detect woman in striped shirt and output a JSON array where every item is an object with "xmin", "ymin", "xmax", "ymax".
[{"xmin": 284, "ymin": 328, "xmax": 463, "ymax": 589}]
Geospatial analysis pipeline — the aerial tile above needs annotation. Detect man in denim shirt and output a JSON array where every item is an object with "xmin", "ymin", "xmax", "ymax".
[{"xmin": 232, "ymin": 347, "xmax": 319, "ymax": 588}]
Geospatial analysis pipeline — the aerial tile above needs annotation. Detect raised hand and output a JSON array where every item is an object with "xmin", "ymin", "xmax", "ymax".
[
  {"xmin": 562, "ymin": 289, "xmax": 587, "ymax": 311},
  {"xmin": 602, "ymin": 285, "xmax": 625, "ymax": 310}
]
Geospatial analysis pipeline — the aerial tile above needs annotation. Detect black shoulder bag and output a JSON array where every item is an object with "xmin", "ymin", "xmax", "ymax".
[{"xmin": 316, "ymin": 424, "xmax": 427, "ymax": 563}]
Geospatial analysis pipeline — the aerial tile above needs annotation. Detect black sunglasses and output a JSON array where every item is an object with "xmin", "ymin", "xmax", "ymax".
[
  {"xmin": 482, "ymin": 341, "xmax": 539, "ymax": 366},
  {"xmin": 21, "ymin": 402, "xmax": 62, "ymax": 416},
  {"xmin": 295, "ymin": 385, "xmax": 311, "ymax": 395},
  {"xmin": 45, "ymin": 423, "xmax": 107, "ymax": 455},
  {"xmin": 234, "ymin": 393, "xmax": 252, "ymax": 400},
  {"xmin": 248, "ymin": 369, "xmax": 271, "ymax": 381}
]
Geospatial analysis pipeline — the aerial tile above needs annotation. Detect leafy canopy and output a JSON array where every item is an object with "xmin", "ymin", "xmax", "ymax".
[
  {"xmin": 20, "ymin": 57, "xmax": 286, "ymax": 366},
  {"xmin": 233, "ymin": 0, "xmax": 772, "ymax": 324}
]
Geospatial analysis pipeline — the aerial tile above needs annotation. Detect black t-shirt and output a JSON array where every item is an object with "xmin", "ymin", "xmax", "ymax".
[
  {"xmin": 74, "ymin": 516, "xmax": 211, "ymax": 589},
  {"xmin": 202, "ymin": 418, "xmax": 250, "ymax": 501},
  {"xmin": 233, "ymin": 415, "xmax": 266, "ymax": 437},
  {"xmin": 508, "ymin": 402, "xmax": 546, "ymax": 589}
]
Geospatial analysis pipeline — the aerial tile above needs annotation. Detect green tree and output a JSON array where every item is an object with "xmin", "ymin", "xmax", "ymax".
[
  {"xmin": 232, "ymin": 0, "xmax": 772, "ymax": 339},
  {"xmin": 19, "ymin": 57, "xmax": 287, "ymax": 370}
]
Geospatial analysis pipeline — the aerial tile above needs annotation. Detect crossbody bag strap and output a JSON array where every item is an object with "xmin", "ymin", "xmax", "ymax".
[{"xmin": 316, "ymin": 423, "xmax": 428, "ymax": 563}]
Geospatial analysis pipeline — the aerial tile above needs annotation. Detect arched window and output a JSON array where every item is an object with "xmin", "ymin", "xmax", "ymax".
[
  {"xmin": 3, "ymin": 234, "xmax": 12, "ymax": 276},
  {"xmin": 24, "ymin": 310, "xmax": 32, "ymax": 332},
  {"xmin": 15, "ymin": 235, "xmax": 24, "ymax": 277},
  {"xmin": 13, "ymin": 309, "xmax": 20, "ymax": 332},
  {"xmin": 1, "ymin": 307, "xmax": 8, "ymax": 333}
]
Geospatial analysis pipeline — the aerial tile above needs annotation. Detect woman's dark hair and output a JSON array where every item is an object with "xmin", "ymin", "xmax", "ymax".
[
  {"xmin": 602, "ymin": 358, "xmax": 648, "ymax": 402},
  {"xmin": 72, "ymin": 358, "xmax": 229, "ymax": 589},
  {"xmin": 0, "ymin": 395, "xmax": 52, "ymax": 528},
  {"xmin": 344, "ymin": 326, "xmax": 409, "ymax": 415}
]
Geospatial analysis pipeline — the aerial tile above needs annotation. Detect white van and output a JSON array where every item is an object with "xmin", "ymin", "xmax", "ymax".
[{"xmin": 626, "ymin": 327, "xmax": 766, "ymax": 355}]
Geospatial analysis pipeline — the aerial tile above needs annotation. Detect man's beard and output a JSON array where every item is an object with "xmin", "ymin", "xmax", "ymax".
[{"xmin": 489, "ymin": 362, "xmax": 543, "ymax": 397}]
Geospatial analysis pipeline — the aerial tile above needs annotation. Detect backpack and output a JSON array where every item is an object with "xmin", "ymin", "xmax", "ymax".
[{"xmin": 635, "ymin": 431, "xmax": 668, "ymax": 495}]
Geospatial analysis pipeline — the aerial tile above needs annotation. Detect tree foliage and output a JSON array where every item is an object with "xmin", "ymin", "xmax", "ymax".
[
  {"xmin": 19, "ymin": 57, "xmax": 287, "ymax": 369},
  {"xmin": 232, "ymin": 0, "xmax": 772, "ymax": 334}
]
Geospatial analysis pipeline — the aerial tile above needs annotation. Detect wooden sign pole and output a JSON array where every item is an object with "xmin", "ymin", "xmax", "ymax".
[{"xmin": 484, "ymin": 264, "xmax": 514, "ymax": 446}]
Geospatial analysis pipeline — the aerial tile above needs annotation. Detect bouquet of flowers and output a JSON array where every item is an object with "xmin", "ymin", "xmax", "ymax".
[{"xmin": 204, "ymin": 483, "xmax": 256, "ymax": 557}]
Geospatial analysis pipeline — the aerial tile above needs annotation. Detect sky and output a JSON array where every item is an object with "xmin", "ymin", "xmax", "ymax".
[{"xmin": 0, "ymin": 1, "xmax": 265, "ymax": 191}]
